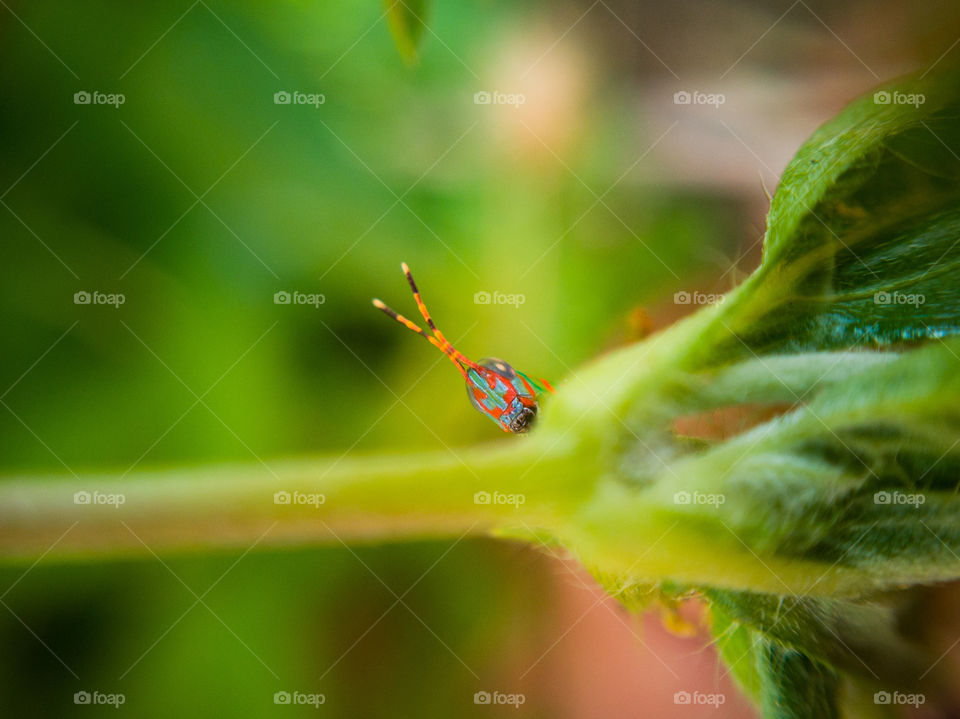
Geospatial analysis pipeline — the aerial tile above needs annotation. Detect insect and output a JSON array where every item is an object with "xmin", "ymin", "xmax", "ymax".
[{"xmin": 372, "ymin": 263, "xmax": 555, "ymax": 433}]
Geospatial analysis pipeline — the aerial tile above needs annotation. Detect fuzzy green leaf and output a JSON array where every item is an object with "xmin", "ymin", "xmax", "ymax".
[
  {"xmin": 663, "ymin": 338, "xmax": 960, "ymax": 589},
  {"xmin": 711, "ymin": 603, "xmax": 841, "ymax": 719},
  {"xmin": 728, "ymin": 68, "xmax": 960, "ymax": 356},
  {"xmin": 757, "ymin": 642, "xmax": 840, "ymax": 719}
]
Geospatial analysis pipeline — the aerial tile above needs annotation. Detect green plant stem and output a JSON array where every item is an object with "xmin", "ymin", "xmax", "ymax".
[
  {"xmin": 0, "ymin": 323, "xmax": 903, "ymax": 600},
  {"xmin": 0, "ymin": 436, "xmax": 584, "ymax": 563},
  {"xmin": 0, "ymin": 425, "xmax": 917, "ymax": 598}
]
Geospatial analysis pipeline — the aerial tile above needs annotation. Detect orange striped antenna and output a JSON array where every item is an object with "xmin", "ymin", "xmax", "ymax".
[{"xmin": 372, "ymin": 263, "xmax": 482, "ymax": 376}]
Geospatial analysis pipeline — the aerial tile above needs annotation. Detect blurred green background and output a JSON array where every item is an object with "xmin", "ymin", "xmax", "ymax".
[{"xmin": 1, "ymin": 0, "xmax": 956, "ymax": 716}]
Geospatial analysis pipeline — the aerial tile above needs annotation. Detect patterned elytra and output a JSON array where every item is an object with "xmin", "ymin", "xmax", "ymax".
[
  {"xmin": 372, "ymin": 263, "xmax": 554, "ymax": 433},
  {"xmin": 466, "ymin": 358, "xmax": 539, "ymax": 433}
]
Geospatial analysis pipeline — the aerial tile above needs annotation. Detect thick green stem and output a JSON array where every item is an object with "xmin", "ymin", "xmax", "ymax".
[{"xmin": 0, "ymin": 435, "xmax": 585, "ymax": 562}]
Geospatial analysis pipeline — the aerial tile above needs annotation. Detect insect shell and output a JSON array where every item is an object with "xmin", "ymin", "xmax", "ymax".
[{"xmin": 372, "ymin": 263, "xmax": 554, "ymax": 433}]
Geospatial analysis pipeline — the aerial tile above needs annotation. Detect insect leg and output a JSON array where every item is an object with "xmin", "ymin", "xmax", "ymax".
[
  {"xmin": 372, "ymin": 299, "xmax": 431, "ymax": 339},
  {"xmin": 399, "ymin": 263, "xmax": 482, "ymax": 372},
  {"xmin": 373, "ymin": 298, "xmax": 470, "ymax": 379}
]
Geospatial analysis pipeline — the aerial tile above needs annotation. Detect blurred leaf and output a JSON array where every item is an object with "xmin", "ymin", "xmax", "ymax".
[{"xmin": 383, "ymin": 0, "xmax": 430, "ymax": 64}]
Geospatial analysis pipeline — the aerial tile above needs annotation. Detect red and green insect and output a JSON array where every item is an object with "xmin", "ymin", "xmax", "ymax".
[{"xmin": 373, "ymin": 263, "xmax": 555, "ymax": 433}]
